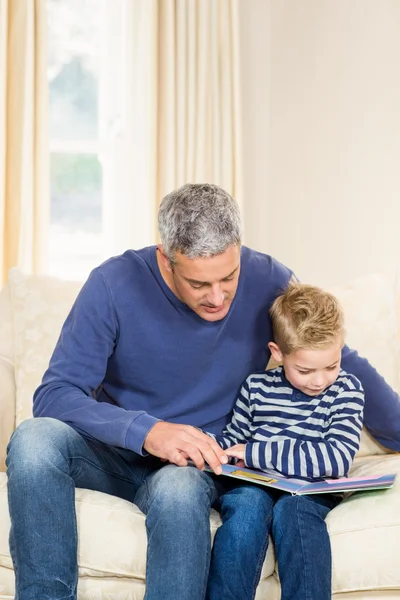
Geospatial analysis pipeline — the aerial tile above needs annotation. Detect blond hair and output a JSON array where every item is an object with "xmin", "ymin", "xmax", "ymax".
[{"xmin": 269, "ymin": 281, "xmax": 344, "ymax": 355}]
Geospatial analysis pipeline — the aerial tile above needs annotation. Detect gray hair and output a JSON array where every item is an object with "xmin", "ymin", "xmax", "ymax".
[{"xmin": 158, "ymin": 183, "xmax": 242, "ymax": 263}]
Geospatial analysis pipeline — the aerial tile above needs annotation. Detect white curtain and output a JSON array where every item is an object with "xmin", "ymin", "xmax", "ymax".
[
  {"xmin": 0, "ymin": 0, "xmax": 49, "ymax": 285},
  {"xmin": 102, "ymin": 0, "xmax": 242, "ymax": 252}
]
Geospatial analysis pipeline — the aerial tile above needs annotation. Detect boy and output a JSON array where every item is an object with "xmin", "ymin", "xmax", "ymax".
[
  {"xmin": 206, "ymin": 282, "xmax": 364, "ymax": 599},
  {"xmin": 213, "ymin": 281, "xmax": 364, "ymax": 479}
]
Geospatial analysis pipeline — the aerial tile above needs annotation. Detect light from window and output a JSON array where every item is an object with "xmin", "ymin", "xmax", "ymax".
[{"xmin": 47, "ymin": 0, "xmax": 106, "ymax": 280}]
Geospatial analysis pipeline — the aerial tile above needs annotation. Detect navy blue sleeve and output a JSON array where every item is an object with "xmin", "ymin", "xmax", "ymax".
[
  {"xmin": 341, "ymin": 345, "xmax": 400, "ymax": 450},
  {"xmin": 33, "ymin": 268, "xmax": 159, "ymax": 454}
]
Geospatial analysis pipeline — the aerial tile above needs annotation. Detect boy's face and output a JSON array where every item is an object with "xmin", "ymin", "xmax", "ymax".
[{"xmin": 268, "ymin": 338, "xmax": 342, "ymax": 396}]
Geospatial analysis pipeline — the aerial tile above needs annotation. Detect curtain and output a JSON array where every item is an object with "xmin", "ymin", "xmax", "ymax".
[
  {"xmin": 104, "ymin": 0, "xmax": 242, "ymax": 252},
  {"xmin": 156, "ymin": 0, "xmax": 242, "ymax": 205},
  {"xmin": 0, "ymin": 0, "xmax": 49, "ymax": 285}
]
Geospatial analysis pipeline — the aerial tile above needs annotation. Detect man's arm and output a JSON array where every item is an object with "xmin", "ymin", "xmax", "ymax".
[
  {"xmin": 33, "ymin": 268, "xmax": 226, "ymax": 472},
  {"xmin": 341, "ymin": 345, "xmax": 400, "ymax": 450},
  {"xmin": 33, "ymin": 268, "xmax": 159, "ymax": 454}
]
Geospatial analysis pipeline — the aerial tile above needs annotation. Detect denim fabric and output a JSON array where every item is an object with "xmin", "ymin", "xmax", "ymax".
[
  {"xmin": 6, "ymin": 418, "xmax": 338, "ymax": 600},
  {"xmin": 206, "ymin": 482, "xmax": 275, "ymax": 600},
  {"xmin": 206, "ymin": 481, "xmax": 339, "ymax": 600},
  {"xmin": 273, "ymin": 492, "xmax": 340, "ymax": 600}
]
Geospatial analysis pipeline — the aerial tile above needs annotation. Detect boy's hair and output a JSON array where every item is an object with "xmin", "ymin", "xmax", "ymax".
[{"xmin": 269, "ymin": 281, "xmax": 344, "ymax": 355}]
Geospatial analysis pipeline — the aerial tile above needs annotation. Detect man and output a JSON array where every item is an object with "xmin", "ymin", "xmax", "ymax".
[{"xmin": 6, "ymin": 183, "xmax": 400, "ymax": 600}]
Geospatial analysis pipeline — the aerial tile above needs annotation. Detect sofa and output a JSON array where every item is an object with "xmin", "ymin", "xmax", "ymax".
[{"xmin": 0, "ymin": 268, "xmax": 400, "ymax": 600}]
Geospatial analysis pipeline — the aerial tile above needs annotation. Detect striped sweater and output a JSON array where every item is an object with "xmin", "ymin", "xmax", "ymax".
[{"xmin": 212, "ymin": 367, "xmax": 365, "ymax": 479}]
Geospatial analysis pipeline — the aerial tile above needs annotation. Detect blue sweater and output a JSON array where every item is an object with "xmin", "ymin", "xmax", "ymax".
[
  {"xmin": 211, "ymin": 367, "xmax": 365, "ymax": 479},
  {"xmin": 33, "ymin": 246, "xmax": 400, "ymax": 453}
]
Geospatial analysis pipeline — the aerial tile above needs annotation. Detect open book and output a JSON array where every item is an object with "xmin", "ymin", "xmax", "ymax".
[{"xmin": 208, "ymin": 463, "xmax": 396, "ymax": 496}]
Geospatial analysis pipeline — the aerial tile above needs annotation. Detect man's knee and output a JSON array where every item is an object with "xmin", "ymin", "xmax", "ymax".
[
  {"xmin": 141, "ymin": 464, "xmax": 216, "ymax": 513},
  {"xmin": 6, "ymin": 417, "xmax": 77, "ymax": 472}
]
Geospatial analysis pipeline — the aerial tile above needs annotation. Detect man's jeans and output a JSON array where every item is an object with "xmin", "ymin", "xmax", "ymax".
[{"xmin": 6, "ymin": 418, "xmax": 338, "ymax": 600}]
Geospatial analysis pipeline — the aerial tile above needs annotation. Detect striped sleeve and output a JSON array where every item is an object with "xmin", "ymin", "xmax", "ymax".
[
  {"xmin": 245, "ymin": 377, "xmax": 365, "ymax": 478},
  {"xmin": 207, "ymin": 377, "xmax": 253, "ymax": 450}
]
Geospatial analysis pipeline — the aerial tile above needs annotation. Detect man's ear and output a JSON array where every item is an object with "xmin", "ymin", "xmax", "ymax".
[
  {"xmin": 157, "ymin": 245, "xmax": 173, "ymax": 273},
  {"xmin": 268, "ymin": 342, "xmax": 283, "ymax": 363}
]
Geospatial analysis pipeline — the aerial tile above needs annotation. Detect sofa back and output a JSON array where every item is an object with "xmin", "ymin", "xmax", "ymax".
[{"xmin": 1, "ymin": 269, "xmax": 399, "ymax": 471}]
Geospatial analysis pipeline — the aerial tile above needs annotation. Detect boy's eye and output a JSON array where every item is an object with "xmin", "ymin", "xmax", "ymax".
[
  {"xmin": 327, "ymin": 365, "xmax": 338, "ymax": 371},
  {"xmin": 298, "ymin": 370, "xmax": 310, "ymax": 375}
]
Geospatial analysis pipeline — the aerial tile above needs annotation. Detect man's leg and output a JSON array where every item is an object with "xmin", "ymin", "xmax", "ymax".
[
  {"xmin": 272, "ymin": 493, "xmax": 341, "ymax": 600},
  {"xmin": 134, "ymin": 464, "xmax": 219, "ymax": 600},
  {"xmin": 206, "ymin": 483, "xmax": 276, "ymax": 600},
  {"xmin": 6, "ymin": 417, "xmax": 156, "ymax": 600}
]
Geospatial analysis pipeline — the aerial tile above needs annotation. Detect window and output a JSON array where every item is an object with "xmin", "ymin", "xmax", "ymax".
[
  {"xmin": 47, "ymin": 0, "xmax": 106, "ymax": 280},
  {"xmin": 47, "ymin": 0, "xmax": 156, "ymax": 280}
]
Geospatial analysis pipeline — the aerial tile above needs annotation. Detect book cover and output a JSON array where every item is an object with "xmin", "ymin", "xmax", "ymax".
[{"xmin": 210, "ymin": 464, "xmax": 396, "ymax": 495}]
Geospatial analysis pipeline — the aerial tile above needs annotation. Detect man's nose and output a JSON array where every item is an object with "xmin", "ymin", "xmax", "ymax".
[{"xmin": 207, "ymin": 284, "xmax": 224, "ymax": 306}]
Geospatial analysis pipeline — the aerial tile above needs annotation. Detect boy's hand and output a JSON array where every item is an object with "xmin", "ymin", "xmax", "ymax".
[{"xmin": 225, "ymin": 443, "xmax": 246, "ymax": 461}]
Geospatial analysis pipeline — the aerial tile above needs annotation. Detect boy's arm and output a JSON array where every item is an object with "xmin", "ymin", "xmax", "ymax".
[
  {"xmin": 244, "ymin": 378, "xmax": 365, "ymax": 478},
  {"xmin": 206, "ymin": 378, "xmax": 254, "ymax": 449},
  {"xmin": 341, "ymin": 345, "xmax": 400, "ymax": 450}
]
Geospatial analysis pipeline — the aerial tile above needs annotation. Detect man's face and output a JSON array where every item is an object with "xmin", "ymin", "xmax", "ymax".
[{"xmin": 159, "ymin": 245, "xmax": 241, "ymax": 322}]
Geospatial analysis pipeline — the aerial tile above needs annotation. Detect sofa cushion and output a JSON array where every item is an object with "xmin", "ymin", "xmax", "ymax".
[
  {"xmin": 2, "ymin": 452, "xmax": 400, "ymax": 596},
  {"xmin": 328, "ymin": 454, "xmax": 400, "ymax": 593},
  {"xmin": 8, "ymin": 269, "xmax": 82, "ymax": 425},
  {"xmin": 328, "ymin": 272, "xmax": 400, "ymax": 457},
  {"xmin": 0, "ymin": 472, "xmax": 276, "ymax": 592},
  {"xmin": 328, "ymin": 272, "xmax": 400, "ymax": 395}
]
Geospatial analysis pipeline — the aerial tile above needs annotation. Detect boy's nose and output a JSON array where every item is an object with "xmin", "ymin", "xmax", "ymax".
[{"xmin": 311, "ymin": 374, "xmax": 326, "ymax": 388}]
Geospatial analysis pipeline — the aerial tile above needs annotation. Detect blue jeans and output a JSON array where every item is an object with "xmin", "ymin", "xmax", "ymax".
[
  {"xmin": 6, "ymin": 418, "xmax": 338, "ymax": 600},
  {"xmin": 272, "ymin": 492, "xmax": 339, "ymax": 600},
  {"xmin": 206, "ymin": 481, "xmax": 339, "ymax": 600}
]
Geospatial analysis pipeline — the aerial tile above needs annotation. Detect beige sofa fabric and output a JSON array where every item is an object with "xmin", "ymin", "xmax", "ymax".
[
  {"xmin": 0, "ymin": 284, "xmax": 15, "ymax": 472},
  {"xmin": 0, "ymin": 269, "xmax": 400, "ymax": 599}
]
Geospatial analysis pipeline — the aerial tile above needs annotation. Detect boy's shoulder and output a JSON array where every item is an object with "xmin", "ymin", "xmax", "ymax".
[
  {"xmin": 245, "ymin": 366, "xmax": 285, "ymax": 387},
  {"xmin": 335, "ymin": 370, "xmax": 364, "ymax": 393}
]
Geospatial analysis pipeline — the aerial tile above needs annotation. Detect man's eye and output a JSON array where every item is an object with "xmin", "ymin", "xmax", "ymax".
[
  {"xmin": 223, "ymin": 276, "xmax": 235, "ymax": 282},
  {"xmin": 190, "ymin": 283, "xmax": 204, "ymax": 289}
]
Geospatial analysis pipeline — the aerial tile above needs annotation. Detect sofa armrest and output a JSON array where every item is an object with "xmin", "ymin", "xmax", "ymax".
[
  {"xmin": 0, "ymin": 357, "xmax": 15, "ymax": 471},
  {"xmin": 0, "ymin": 282, "xmax": 15, "ymax": 471}
]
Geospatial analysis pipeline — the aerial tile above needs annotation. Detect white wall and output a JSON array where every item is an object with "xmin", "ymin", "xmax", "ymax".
[
  {"xmin": 240, "ymin": 0, "xmax": 400, "ymax": 286},
  {"xmin": 238, "ymin": 0, "xmax": 270, "ymax": 251}
]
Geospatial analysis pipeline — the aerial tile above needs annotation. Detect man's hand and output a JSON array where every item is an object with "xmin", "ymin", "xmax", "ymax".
[
  {"xmin": 143, "ymin": 422, "xmax": 228, "ymax": 475},
  {"xmin": 225, "ymin": 443, "xmax": 246, "ymax": 461}
]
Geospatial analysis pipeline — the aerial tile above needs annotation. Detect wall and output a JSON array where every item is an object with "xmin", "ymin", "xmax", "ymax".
[
  {"xmin": 240, "ymin": 0, "xmax": 400, "ymax": 286},
  {"xmin": 238, "ymin": 0, "xmax": 270, "ymax": 251}
]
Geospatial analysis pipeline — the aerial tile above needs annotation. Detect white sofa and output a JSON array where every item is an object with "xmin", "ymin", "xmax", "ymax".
[{"xmin": 0, "ymin": 268, "xmax": 400, "ymax": 600}]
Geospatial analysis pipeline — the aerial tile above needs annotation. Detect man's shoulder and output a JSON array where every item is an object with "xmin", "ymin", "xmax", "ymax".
[
  {"xmin": 80, "ymin": 247, "xmax": 157, "ymax": 304},
  {"xmin": 241, "ymin": 246, "xmax": 294, "ymax": 291},
  {"xmin": 97, "ymin": 247, "xmax": 154, "ymax": 278}
]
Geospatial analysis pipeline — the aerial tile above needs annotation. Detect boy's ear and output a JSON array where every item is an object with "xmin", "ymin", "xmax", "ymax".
[{"xmin": 268, "ymin": 342, "xmax": 283, "ymax": 363}]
